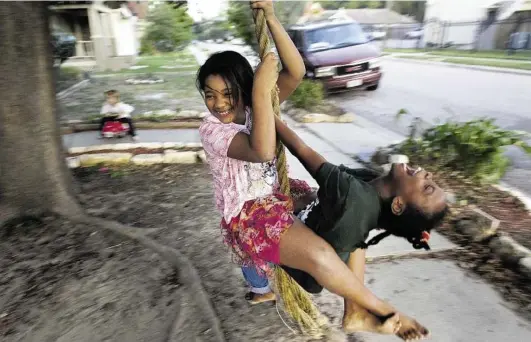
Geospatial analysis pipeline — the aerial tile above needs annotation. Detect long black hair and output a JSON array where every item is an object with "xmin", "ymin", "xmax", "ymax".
[{"xmin": 196, "ymin": 51, "xmax": 255, "ymax": 109}]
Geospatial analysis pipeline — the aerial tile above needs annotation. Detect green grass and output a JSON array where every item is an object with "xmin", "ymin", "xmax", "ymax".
[
  {"xmin": 383, "ymin": 48, "xmax": 422, "ymax": 54},
  {"xmin": 59, "ymin": 73, "xmax": 205, "ymax": 121},
  {"xmin": 97, "ymin": 50, "xmax": 199, "ymax": 75},
  {"xmin": 442, "ymin": 57, "xmax": 531, "ymax": 71},
  {"xmin": 429, "ymin": 49, "xmax": 531, "ymax": 61},
  {"xmin": 396, "ymin": 55, "xmax": 439, "ymax": 60},
  {"xmin": 385, "ymin": 48, "xmax": 531, "ymax": 61}
]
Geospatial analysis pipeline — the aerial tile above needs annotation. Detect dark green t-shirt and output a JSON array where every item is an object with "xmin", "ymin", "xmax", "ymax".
[{"xmin": 282, "ymin": 162, "xmax": 381, "ymax": 293}]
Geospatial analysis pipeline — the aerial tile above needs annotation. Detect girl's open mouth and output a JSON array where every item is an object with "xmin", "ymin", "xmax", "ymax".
[{"xmin": 216, "ymin": 109, "xmax": 232, "ymax": 117}]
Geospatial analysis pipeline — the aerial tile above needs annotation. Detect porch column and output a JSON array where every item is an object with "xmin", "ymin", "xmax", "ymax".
[
  {"xmin": 88, "ymin": 7, "xmax": 106, "ymax": 71},
  {"xmin": 74, "ymin": 22, "xmax": 84, "ymax": 57}
]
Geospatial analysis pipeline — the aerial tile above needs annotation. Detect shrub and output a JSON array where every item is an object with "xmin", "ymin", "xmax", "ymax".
[
  {"xmin": 140, "ymin": 39, "xmax": 156, "ymax": 55},
  {"xmin": 290, "ymin": 80, "xmax": 324, "ymax": 110},
  {"xmin": 399, "ymin": 118, "xmax": 531, "ymax": 183}
]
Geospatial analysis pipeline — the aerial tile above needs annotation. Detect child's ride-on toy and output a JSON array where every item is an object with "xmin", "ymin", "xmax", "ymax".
[{"xmin": 101, "ymin": 118, "xmax": 130, "ymax": 138}]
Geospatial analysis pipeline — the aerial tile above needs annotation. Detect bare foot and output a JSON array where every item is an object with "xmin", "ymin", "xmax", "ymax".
[
  {"xmin": 396, "ymin": 315, "xmax": 430, "ymax": 341},
  {"xmin": 245, "ymin": 291, "xmax": 276, "ymax": 305},
  {"xmin": 343, "ymin": 310, "xmax": 401, "ymax": 335}
]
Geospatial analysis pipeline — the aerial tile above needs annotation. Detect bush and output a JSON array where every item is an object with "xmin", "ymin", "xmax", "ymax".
[
  {"xmin": 399, "ymin": 118, "xmax": 531, "ymax": 183},
  {"xmin": 143, "ymin": 3, "xmax": 193, "ymax": 53},
  {"xmin": 140, "ymin": 39, "xmax": 156, "ymax": 55},
  {"xmin": 290, "ymin": 80, "xmax": 324, "ymax": 110}
]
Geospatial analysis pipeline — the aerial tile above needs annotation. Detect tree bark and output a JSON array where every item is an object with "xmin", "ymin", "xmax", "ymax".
[{"xmin": 0, "ymin": 2, "xmax": 82, "ymax": 219}]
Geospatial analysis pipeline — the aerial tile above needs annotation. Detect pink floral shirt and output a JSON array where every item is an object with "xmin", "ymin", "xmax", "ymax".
[{"xmin": 199, "ymin": 112, "xmax": 279, "ymax": 222}]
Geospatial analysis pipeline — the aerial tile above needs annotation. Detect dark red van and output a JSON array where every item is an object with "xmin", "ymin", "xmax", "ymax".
[{"xmin": 288, "ymin": 18, "xmax": 382, "ymax": 91}]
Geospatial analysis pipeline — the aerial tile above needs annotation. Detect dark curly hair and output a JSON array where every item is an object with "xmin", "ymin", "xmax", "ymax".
[
  {"xmin": 196, "ymin": 50, "xmax": 254, "ymax": 109},
  {"xmin": 347, "ymin": 167, "xmax": 448, "ymax": 250},
  {"xmin": 368, "ymin": 200, "xmax": 448, "ymax": 250}
]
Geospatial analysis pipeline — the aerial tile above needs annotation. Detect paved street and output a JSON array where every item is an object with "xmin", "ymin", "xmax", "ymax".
[
  {"xmin": 332, "ymin": 57, "xmax": 531, "ymax": 135},
  {"xmin": 329, "ymin": 57, "xmax": 531, "ymax": 197}
]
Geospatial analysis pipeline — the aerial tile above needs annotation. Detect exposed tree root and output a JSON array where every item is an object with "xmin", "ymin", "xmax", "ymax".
[
  {"xmin": 66, "ymin": 213, "xmax": 226, "ymax": 342},
  {"xmin": 0, "ymin": 204, "xmax": 21, "ymax": 229},
  {"xmin": 72, "ymin": 214, "xmax": 163, "ymax": 237},
  {"xmin": 163, "ymin": 290, "xmax": 186, "ymax": 342},
  {"xmin": 2, "ymin": 207, "xmax": 225, "ymax": 342}
]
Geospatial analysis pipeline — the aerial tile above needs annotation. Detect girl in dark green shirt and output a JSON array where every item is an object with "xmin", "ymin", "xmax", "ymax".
[{"xmin": 274, "ymin": 116, "xmax": 448, "ymax": 341}]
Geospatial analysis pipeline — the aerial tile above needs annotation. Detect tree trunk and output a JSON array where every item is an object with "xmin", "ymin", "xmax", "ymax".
[{"xmin": 0, "ymin": 2, "xmax": 82, "ymax": 222}]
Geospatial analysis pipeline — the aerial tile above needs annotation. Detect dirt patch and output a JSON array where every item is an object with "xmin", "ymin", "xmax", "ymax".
[
  {"xmin": 74, "ymin": 164, "xmax": 359, "ymax": 342},
  {"xmin": 430, "ymin": 170, "xmax": 531, "ymax": 250},
  {"xmin": 0, "ymin": 215, "xmax": 182, "ymax": 341}
]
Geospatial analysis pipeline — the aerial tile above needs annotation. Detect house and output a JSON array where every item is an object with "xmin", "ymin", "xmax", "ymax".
[
  {"xmin": 298, "ymin": 4, "xmax": 417, "ymax": 25},
  {"xmin": 49, "ymin": 0, "xmax": 140, "ymax": 71},
  {"xmin": 422, "ymin": 0, "xmax": 531, "ymax": 49},
  {"xmin": 297, "ymin": 3, "xmax": 418, "ymax": 40}
]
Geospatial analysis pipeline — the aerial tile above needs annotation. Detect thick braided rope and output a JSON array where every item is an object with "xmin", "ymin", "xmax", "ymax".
[
  {"xmin": 252, "ymin": 8, "xmax": 290, "ymax": 195},
  {"xmin": 252, "ymin": 8, "xmax": 326, "ymax": 337}
]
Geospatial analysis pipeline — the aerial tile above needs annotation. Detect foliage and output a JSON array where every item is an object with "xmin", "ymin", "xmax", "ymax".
[
  {"xmin": 391, "ymin": 1, "xmax": 426, "ymax": 22},
  {"xmin": 194, "ymin": 20, "xmax": 234, "ymax": 41},
  {"xmin": 142, "ymin": 2, "xmax": 193, "ymax": 53},
  {"xmin": 227, "ymin": 1, "xmax": 307, "ymax": 53},
  {"xmin": 227, "ymin": 2, "xmax": 257, "ymax": 51},
  {"xmin": 399, "ymin": 118, "xmax": 531, "ymax": 183},
  {"xmin": 140, "ymin": 39, "xmax": 156, "ymax": 55},
  {"xmin": 320, "ymin": 1, "xmax": 385, "ymax": 10},
  {"xmin": 290, "ymin": 80, "xmax": 324, "ymax": 110}
]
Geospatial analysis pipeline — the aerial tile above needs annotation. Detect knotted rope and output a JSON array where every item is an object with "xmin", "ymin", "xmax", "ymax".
[{"xmin": 252, "ymin": 7, "xmax": 326, "ymax": 337}]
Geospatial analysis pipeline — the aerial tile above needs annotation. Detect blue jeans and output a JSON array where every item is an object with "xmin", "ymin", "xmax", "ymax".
[{"xmin": 241, "ymin": 265, "xmax": 271, "ymax": 294}]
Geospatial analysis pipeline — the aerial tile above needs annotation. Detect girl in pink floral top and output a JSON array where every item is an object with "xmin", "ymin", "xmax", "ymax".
[
  {"xmin": 197, "ymin": 0, "xmax": 308, "ymax": 304},
  {"xmin": 198, "ymin": 2, "xmax": 437, "ymax": 337}
]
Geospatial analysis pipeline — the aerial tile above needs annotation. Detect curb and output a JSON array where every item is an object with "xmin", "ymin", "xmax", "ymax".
[
  {"xmin": 65, "ymin": 142, "xmax": 206, "ymax": 168},
  {"xmin": 56, "ymin": 79, "xmax": 89, "ymax": 100},
  {"xmin": 60, "ymin": 121, "xmax": 202, "ymax": 134},
  {"xmin": 389, "ymin": 56, "xmax": 531, "ymax": 76}
]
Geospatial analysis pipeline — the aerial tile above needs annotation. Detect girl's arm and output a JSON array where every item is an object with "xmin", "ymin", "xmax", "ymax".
[
  {"xmin": 274, "ymin": 116, "xmax": 326, "ymax": 176},
  {"xmin": 252, "ymin": 1, "xmax": 305, "ymax": 103},
  {"xmin": 227, "ymin": 53, "xmax": 279, "ymax": 163}
]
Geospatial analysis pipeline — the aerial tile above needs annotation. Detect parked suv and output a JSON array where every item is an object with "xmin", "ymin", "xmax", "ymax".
[
  {"xmin": 288, "ymin": 18, "xmax": 382, "ymax": 91},
  {"xmin": 51, "ymin": 30, "xmax": 76, "ymax": 64}
]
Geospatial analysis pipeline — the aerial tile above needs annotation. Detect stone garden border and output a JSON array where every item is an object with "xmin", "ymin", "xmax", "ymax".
[
  {"xmin": 281, "ymin": 101, "xmax": 355, "ymax": 124},
  {"xmin": 363, "ymin": 148, "xmax": 531, "ymax": 280},
  {"xmin": 66, "ymin": 142, "xmax": 206, "ymax": 168}
]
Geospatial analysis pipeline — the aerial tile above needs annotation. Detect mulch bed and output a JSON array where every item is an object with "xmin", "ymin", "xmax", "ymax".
[
  {"xmin": 429, "ymin": 169, "xmax": 531, "ymax": 250},
  {"xmin": 0, "ymin": 215, "xmax": 182, "ymax": 341}
]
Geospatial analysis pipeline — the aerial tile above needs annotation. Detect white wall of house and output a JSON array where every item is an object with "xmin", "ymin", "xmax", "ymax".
[
  {"xmin": 110, "ymin": 11, "xmax": 137, "ymax": 56},
  {"xmin": 423, "ymin": 0, "xmax": 495, "ymax": 47},
  {"xmin": 424, "ymin": 0, "xmax": 493, "ymax": 22}
]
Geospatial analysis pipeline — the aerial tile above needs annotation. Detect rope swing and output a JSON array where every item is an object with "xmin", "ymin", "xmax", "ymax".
[{"xmin": 252, "ymin": 7, "xmax": 327, "ymax": 337}]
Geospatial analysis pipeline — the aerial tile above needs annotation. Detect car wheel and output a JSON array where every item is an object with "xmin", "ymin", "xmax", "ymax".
[{"xmin": 367, "ymin": 82, "xmax": 379, "ymax": 91}]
